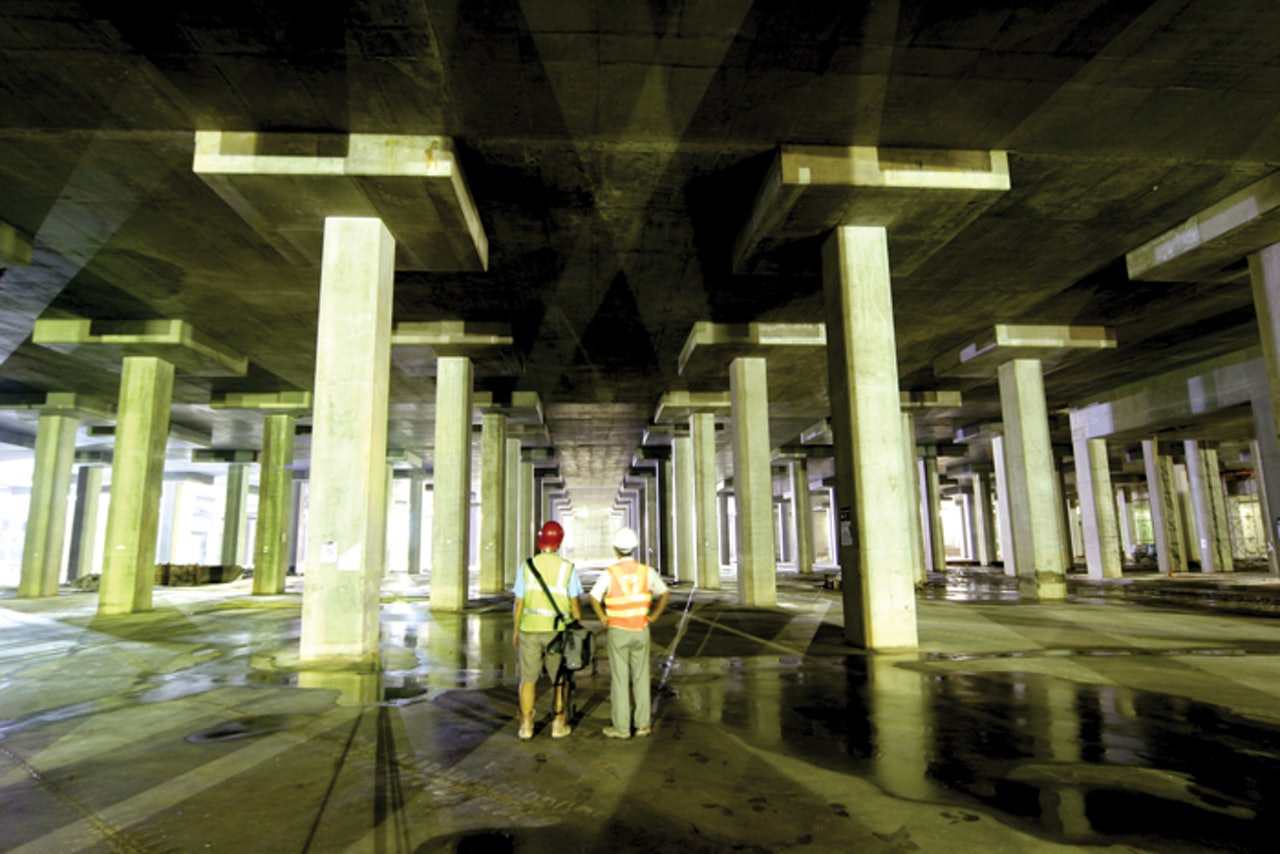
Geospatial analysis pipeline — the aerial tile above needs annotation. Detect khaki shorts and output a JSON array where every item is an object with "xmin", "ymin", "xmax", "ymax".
[{"xmin": 518, "ymin": 630, "xmax": 563, "ymax": 684}]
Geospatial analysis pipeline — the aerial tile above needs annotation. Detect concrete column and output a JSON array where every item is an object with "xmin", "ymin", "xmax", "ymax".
[
  {"xmin": 1250, "ymin": 397, "xmax": 1280, "ymax": 573},
  {"xmin": 19, "ymin": 412, "xmax": 79, "ymax": 597},
  {"xmin": 1185, "ymin": 441, "xmax": 1234, "ymax": 573},
  {"xmin": 407, "ymin": 471, "xmax": 425, "ymax": 576},
  {"xmin": 643, "ymin": 469, "xmax": 661, "ymax": 567},
  {"xmin": 100, "ymin": 355, "xmax": 175, "ymax": 615},
  {"xmin": 503, "ymin": 438, "xmax": 521, "ymax": 583},
  {"xmin": 1054, "ymin": 456, "xmax": 1074, "ymax": 569},
  {"xmin": 1176, "ymin": 463, "xmax": 1198, "ymax": 564},
  {"xmin": 730, "ymin": 356, "xmax": 776, "ymax": 606},
  {"xmin": 156, "ymin": 479, "xmax": 179, "ymax": 565},
  {"xmin": 478, "ymin": 412, "xmax": 507, "ymax": 594},
  {"xmin": 998, "ymin": 358, "xmax": 1066, "ymax": 599},
  {"xmin": 789, "ymin": 457, "xmax": 814, "ymax": 575},
  {"xmin": 299, "ymin": 217, "xmax": 394, "ymax": 662},
  {"xmin": 221, "ymin": 463, "xmax": 249, "ymax": 568},
  {"xmin": 992, "ymin": 434, "xmax": 1016, "ymax": 576},
  {"xmin": 253, "ymin": 413, "xmax": 295, "ymax": 595},
  {"xmin": 659, "ymin": 454, "xmax": 677, "ymax": 576},
  {"xmin": 520, "ymin": 460, "xmax": 534, "ymax": 562},
  {"xmin": 430, "ymin": 355, "xmax": 474, "ymax": 611},
  {"xmin": 1143, "ymin": 439, "xmax": 1187, "ymax": 574},
  {"xmin": 1116, "ymin": 486, "xmax": 1134, "ymax": 559},
  {"xmin": 1248, "ymin": 243, "xmax": 1280, "ymax": 573},
  {"xmin": 921, "ymin": 454, "xmax": 946, "ymax": 573},
  {"xmin": 288, "ymin": 479, "xmax": 303, "ymax": 574},
  {"xmin": 674, "ymin": 431, "xmax": 695, "ymax": 584},
  {"xmin": 719, "ymin": 491, "xmax": 733, "ymax": 567},
  {"xmin": 971, "ymin": 472, "xmax": 996, "ymax": 567},
  {"xmin": 66, "ymin": 464, "xmax": 104, "ymax": 583},
  {"xmin": 901, "ymin": 413, "xmax": 926, "ymax": 584},
  {"xmin": 821, "ymin": 226, "xmax": 917, "ymax": 648},
  {"xmin": 691, "ymin": 412, "xmax": 722, "ymax": 588},
  {"xmin": 1073, "ymin": 436, "xmax": 1122, "ymax": 580}
]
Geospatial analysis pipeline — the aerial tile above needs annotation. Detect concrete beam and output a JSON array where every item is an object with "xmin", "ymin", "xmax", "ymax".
[
  {"xmin": 191, "ymin": 449, "xmax": 259, "ymax": 464},
  {"xmin": 0, "ymin": 391, "xmax": 115, "ymax": 420},
  {"xmin": 1127, "ymin": 171, "xmax": 1280, "ymax": 282},
  {"xmin": 678, "ymin": 321, "xmax": 826, "ymax": 376},
  {"xmin": 33, "ymin": 318, "xmax": 248, "ymax": 377},
  {"xmin": 194, "ymin": 131, "xmax": 488, "ymax": 272},
  {"xmin": 734, "ymin": 145, "xmax": 1010, "ymax": 276},
  {"xmin": 210, "ymin": 390, "xmax": 312, "ymax": 411},
  {"xmin": 653, "ymin": 390, "xmax": 731, "ymax": 422},
  {"xmin": 0, "ymin": 220, "xmax": 33, "ymax": 267},
  {"xmin": 934, "ymin": 324, "xmax": 1116, "ymax": 378}
]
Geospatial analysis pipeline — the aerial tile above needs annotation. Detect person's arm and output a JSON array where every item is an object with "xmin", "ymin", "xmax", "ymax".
[
  {"xmin": 589, "ymin": 575, "xmax": 609, "ymax": 623},
  {"xmin": 649, "ymin": 590, "xmax": 670, "ymax": 623},
  {"xmin": 513, "ymin": 598, "xmax": 524, "ymax": 648}
]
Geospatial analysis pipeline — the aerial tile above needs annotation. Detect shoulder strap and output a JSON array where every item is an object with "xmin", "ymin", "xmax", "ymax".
[{"xmin": 525, "ymin": 557, "xmax": 567, "ymax": 628}]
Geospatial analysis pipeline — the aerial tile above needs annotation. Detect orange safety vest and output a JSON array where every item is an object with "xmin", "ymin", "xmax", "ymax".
[{"xmin": 603, "ymin": 558, "xmax": 652, "ymax": 630}]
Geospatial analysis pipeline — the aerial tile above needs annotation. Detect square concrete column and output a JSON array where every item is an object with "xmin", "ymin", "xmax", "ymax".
[
  {"xmin": 253, "ymin": 414, "xmax": 295, "ymax": 595},
  {"xmin": 299, "ymin": 217, "xmax": 395, "ymax": 662},
  {"xmin": 503, "ymin": 437, "xmax": 521, "ymax": 583},
  {"xmin": 1116, "ymin": 486, "xmax": 1135, "ymax": 558},
  {"xmin": 730, "ymin": 356, "xmax": 777, "ymax": 606},
  {"xmin": 921, "ymin": 453, "xmax": 947, "ymax": 573},
  {"xmin": 822, "ymin": 226, "xmax": 917, "ymax": 647},
  {"xmin": 691, "ymin": 412, "xmax": 722, "ymax": 588},
  {"xmin": 644, "ymin": 473, "xmax": 661, "ymax": 566},
  {"xmin": 1073, "ymin": 435, "xmax": 1122, "ymax": 580},
  {"xmin": 520, "ymin": 460, "xmax": 535, "ymax": 559},
  {"xmin": 66, "ymin": 464, "xmax": 104, "ymax": 583},
  {"xmin": 1143, "ymin": 439, "xmax": 1187, "ymax": 574},
  {"xmin": 673, "ymin": 431, "xmax": 695, "ymax": 583},
  {"xmin": 659, "ymin": 454, "xmax": 677, "ymax": 575},
  {"xmin": 479, "ymin": 412, "xmax": 507, "ymax": 594},
  {"xmin": 1249, "ymin": 399, "xmax": 1280, "ymax": 573},
  {"xmin": 970, "ymin": 472, "xmax": 996, "ymax": 566},
  {"xmin": 992, "ymin": 434, "xmax": 1016, "ymax": 576},
  {"xmin": 1250, "ymin": 246, "xmax": 1280, "ymax": 572},
  {"xmin": 100, "ymin": 355, "xmax": 175, "ymax": 615},
  {"xmin": 901, "ymin": 413, "xmax": 926, "ymax": 584},
  {"xmin": 221, "ymin": 463, "xmax": 249, "ymax": 568},
  {"xmin": 407, "ymin": 471, "xmax": 425, "ymax": 576},
  {"xmin": 1185, "ymin": 440, "xmax": 1234, "ymax": 573},
  {"xmin": 788, "ymin": 457, "xmax": 814, "ymax": 576},
  {"xmin": 430, "ymin": 355, "xmax": 474, "ymax": 611},
  {"xmin": 997, "ymin": 359, "xmax": 1066, "ymax": 598},
  {"xmin": 19, "ymin": 412, "xmax": 79, "ymax": 597}
]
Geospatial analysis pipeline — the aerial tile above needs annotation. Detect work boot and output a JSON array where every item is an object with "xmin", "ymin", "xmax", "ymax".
[
  {"xmin": 518, "ymin": 715, "xmax": 534, "ymax": 741},
  {"xmin": 602, "ymin": 725, "xmax": 630, "ymax": 739},
  {"xmin": 551, "ymin": 719, "xmax": 572, "ymax": 738},
  {"xmin": 635, "ymin": 726, "xmax": 651, "ymax": 737}
]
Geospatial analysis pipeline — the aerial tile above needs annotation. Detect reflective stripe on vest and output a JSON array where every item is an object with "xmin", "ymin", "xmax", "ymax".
[
  {"xmin": 520, "ymin": 555, "xmax": 573, "ymax": 633},
  {"xmin": 603, "ymin": 559, "xmax": 651, "ymax": 630}
]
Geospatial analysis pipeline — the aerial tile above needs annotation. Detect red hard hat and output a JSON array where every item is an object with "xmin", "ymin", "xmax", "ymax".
[{"xmin": 536, "ymin": 521, "xmax": 564, "ymax": 551}]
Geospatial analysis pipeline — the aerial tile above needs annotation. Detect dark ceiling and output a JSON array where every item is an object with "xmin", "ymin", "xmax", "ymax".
[{"xmin": 1, "ymin": 0, "xmax": 1278, "ymax": 509}]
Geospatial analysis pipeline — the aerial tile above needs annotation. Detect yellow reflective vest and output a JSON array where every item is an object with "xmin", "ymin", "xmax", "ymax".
[{"xmin": 519, "ymin": 553, "xmax": 574, "ymax": 633}]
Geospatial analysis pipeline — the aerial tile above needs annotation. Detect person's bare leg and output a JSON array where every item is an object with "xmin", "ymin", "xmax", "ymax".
[{"xmin": 519, "ymin": 681, "xmax": 536, "ymax": 739}]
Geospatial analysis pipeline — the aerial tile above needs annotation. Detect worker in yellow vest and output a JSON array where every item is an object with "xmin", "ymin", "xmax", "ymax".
[
  {"xmin": 513, "ymin": 521, "xmax": 582, "ymax": 740},
  {"xmin": 589, "ymin": 526, "xmax": 669, "ymax": 739}
]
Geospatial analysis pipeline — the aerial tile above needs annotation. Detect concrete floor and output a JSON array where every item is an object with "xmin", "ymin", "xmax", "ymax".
[{"xmin": 2, "ymin": 569, "xmax": 1278, "ymax": 853}]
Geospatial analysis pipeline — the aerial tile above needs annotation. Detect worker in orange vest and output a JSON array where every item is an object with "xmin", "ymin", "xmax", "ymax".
[{"xmin": 589, "ymin": 526, "xmax": 669, "ymax": 739}]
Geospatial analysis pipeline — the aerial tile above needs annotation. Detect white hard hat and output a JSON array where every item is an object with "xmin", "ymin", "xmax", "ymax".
[{"xmin": 612, "ymin": 527, "xmax": 638, "ymax": 553}]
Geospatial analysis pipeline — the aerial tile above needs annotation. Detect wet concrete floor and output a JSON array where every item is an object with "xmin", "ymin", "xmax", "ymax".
[{"xmin": 1, "ymin": 567, "xmax": 1279, "ymax": 852}]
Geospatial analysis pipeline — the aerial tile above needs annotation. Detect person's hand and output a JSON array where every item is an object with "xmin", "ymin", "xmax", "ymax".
[{"xmin": 513, "ymin": 630, "xmax": 520, "ymax": 649}]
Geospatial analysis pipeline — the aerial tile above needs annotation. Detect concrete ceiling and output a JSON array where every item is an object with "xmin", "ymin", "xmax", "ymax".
[{"xmin": 1, "ymin": 0, "xmax": 1279, "ymax": 507}]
